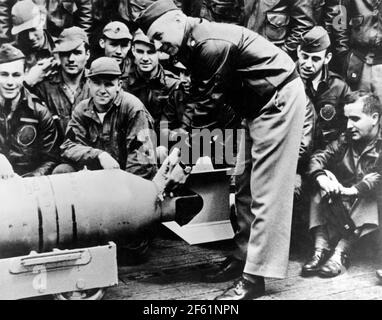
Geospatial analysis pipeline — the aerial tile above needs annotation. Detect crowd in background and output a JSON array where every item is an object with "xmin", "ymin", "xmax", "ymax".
[{"xmin": 0, "ymin": 0, "xmax": 381, "ymax": 289}]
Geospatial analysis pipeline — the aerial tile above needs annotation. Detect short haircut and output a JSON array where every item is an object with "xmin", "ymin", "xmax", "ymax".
[{"xmin": 344, "ymin": 90, "xmax": 382, "ymax": 117}]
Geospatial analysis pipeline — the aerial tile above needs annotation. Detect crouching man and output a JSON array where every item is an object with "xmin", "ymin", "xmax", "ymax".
[
  {"xmin": 58, "ymin": 57, "xmax": 157, "ymax": 263},
  {"xmin": 302, "ymin": 91, "xmax": 382, "ymax": 278},
  {"xmin": 0, "ymin": 44, "xmax": 59, "ymax": 177},
  {"xmin": 58, "ymin": 56, "xmax": 157, "ymax": 180}
]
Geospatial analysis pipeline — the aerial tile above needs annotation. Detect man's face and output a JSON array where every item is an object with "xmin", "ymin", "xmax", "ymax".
[
  {"xmin": 147, "ymin": 13, "xmax": 185, "ymax": 57},
  {"xmin": 132, "ymin": 42, "xmax": 159, "ymax": 74},
  {"xmin": 345, "ymin": 100, "xmax": 379, "ymax": 142},
  {"xmin": 18, "ymin": 27, "xmax": 45, "ymax": 50},
  {"xmin": 89, "ymin": 76, "xmax": 121, "ymax": 109},
  {"xmin": 59, "ymin": 43, "xmax": 90, "ymax": 76},
  {"xmin": 0, "ymin": 59, "xmax": 25, "ymax": 100},
  {"xmin": 100, "ymin": 38, "xmax": 131, "ymax": 65},
  {"xmin": 297, "ymin": 48, "xmax": 330, "ymax": 80}
]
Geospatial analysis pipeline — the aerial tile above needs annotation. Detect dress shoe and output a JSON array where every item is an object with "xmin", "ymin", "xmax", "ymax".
[
  {"xmin": 214, "ymin": 276, "xmax": 265, "ymax": 300},
  {"xmin": 301, "ymin": 248, "xmax": 330, "ymax": 277},
  {"xmin": 203, "ymin": 256, "xmax": 244, "ymax": 283},
  {"xmin": 318, "ymin": 250, "xmax": 349, "ymax": 278},
  {"xmin": 376, "ymin": 269, "xmax": 382, "ymax": 281}
]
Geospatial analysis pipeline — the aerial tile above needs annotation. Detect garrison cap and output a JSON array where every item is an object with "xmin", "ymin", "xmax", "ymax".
[
  {"xmin": 300, "ymin": 26, "xmax": 331, "ymax": 53},
  {"xmin": 103, "ymin": 21, "xmax": 132, "ymax": 40},
  {"xmin": 11, "ymin": 0, "xmax": 42, "ymax": 35},
  {"xmin": 0, "ymin": 44, "xmax": 25, "ymax": 64},
  {"xmin": 133, "ymin": 29, "xmax": 157, "ymax": 49},
  {"xmin": 135, "ymin": 0, "xmax": 180, "ymax": 34},
  {"xmin": 87, "ymin": 57, "xmax": 122, "ymax": 78},
  {"xmin": 54, "ymin": 27, "xmax": 89, "ymax": 53}
]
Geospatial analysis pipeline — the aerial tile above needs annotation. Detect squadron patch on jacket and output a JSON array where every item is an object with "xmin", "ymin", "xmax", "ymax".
[
  {"xmin": 17, "ymin": 124, "xmax": 37, "ymax": 147},
  {"xmin": 320, "ymin": 104, "xmax": 336, "ymax": 121}
]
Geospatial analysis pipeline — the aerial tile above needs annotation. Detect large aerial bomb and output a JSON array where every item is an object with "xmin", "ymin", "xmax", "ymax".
[{"xmin": 0, "ymin": 149, "xmax": 201, "ymax": 259}]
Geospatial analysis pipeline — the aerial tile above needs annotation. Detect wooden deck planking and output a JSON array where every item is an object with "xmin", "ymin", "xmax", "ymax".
[{"xmin": 104, "ymin": 236, "xmax": 382, "ymax": 300}]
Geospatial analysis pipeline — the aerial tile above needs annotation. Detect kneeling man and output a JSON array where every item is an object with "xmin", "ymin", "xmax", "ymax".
[{"xmin": 303, "ymin": 91, "xmax": 382, "ymax": 278}]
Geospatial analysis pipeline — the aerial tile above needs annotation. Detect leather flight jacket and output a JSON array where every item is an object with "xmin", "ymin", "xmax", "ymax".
[
  {"xmin": 32, "ymin": 70, "xmax": 91, "ymax": 144},
  {"xmin": 176, "ymin": 17, "xmax": 298, "ymax": 120},
  {"xmin": 330, "ymin": 0, "xmax": 382, "ymax": 79},
  {"xmin": 242, "ymin": 0, "xmax": 315, "ymax": 58},
  {"xmin": 309, "ymin": 131, "xmax": 382, "ymax": 197},
  {"xmin": 0, "ymin": 88, "xmax": 59, "ymax": 176},
  {"xmin": 61, "ymin": 91, "xmax": 157, "ymax": 180},
  {"xmin": 300, "ymin": 65, "xmax": 352, "ymax": 149}
]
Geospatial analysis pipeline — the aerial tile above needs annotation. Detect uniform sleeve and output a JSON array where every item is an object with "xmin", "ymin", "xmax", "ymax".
[
  {"xmin": 31, "ymin": 104, "xmax": 60, "ymax": 176},
  {"xmin": 161, "ymin": 84, "xmax": 191, "ymax": 131},
  {"xmin": 61, "ymin": 105, "xmax": 104, "ymax": 166},
  {"xmin": 308, "ymin": 138, "xmax": 343, "ymax": 181},
  {"xmin": 284, "ymin": 0, "xmax": 316, "ymax": 59},
  {"xmin": 124, "ymin": 109, "xmax": 157, "ymax": 180},
  {"xmin": 186, "ymin": 39, "xmax": 237, "ymax": 129},
  {"xmin": 354, "ymin": 155, "xmax": 382, "ymax": 197}
]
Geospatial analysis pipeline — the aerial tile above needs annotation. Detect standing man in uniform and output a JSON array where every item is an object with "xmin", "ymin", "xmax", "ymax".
[
  {"xmin": 32, "ymin": 27, "xmax": 91, "ymax": 144},
  {"xmin": 0, "ymin": 43, "xmax": 59, "ymax": 177},
  {"xmin": 136, "ymin": 0, "xmax": 307, "ymax": 299},
  {"xmin": 297, "ymin": 26, "xmax": 351, "ymax": 150}
]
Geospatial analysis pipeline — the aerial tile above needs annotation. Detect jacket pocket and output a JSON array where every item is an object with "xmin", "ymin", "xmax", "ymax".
[
  {"xmin": 346, "ymin": 52, "xmax": 364, "ymax": 87},
  {"xmin": 265, "ymin": 12, "xmax": 290, "ymax": 42}
]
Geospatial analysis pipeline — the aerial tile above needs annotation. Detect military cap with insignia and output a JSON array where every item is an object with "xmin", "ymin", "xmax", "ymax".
[
  {"xmin": 103, "ymin": 21, "xmax": 132, "ymax": 41},
  {"xmin": 0, "ymin": 44, "xmax": 25, "ymax": 64},
  {"xmin": 300, "ymin": 26, "xmax": 331, "ymax": 53},
  {"xmin": 87, "ymin": 57, "xmax": 122, "ymax": 78},
  {"xmin": 54, "ymin": 27, "xmax": 89, "ymax": 53},
  {"xmin": 135, "ymin": 0, "xmax": 180, "ymax": 34}
]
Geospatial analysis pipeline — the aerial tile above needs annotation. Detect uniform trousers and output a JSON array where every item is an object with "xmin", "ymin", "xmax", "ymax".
[{"xmin": 233, "ymin": 77, "xmax": 306, "ymax": 278}]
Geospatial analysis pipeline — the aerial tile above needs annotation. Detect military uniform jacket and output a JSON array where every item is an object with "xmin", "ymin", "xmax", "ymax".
[
  {"xmin": 0, "ymin": 88, "xmax": 59, "ymax": 176},
  {"xmin": 309, "ymin": 130, "xmax": 382, "ymax": 198},
  {"xmin": 32, "ymin": 70, "xmax": 91, "ymax": 143},
  {"xmin": 330, "ymin": 0, "xmax": 382, "ymax": 56},
  {"xmin": 301, "ymin": 66, "xmax": 351, "ymax": 149},
  {"xmin": 177, "ymin": 18, "xmax": 298, "ymax": 120},
  {"xmin": 61, "ymin": 91, "xmax": 157, "ymax": 180},
  {"xmin": 124, "ymin": 65, "xmax": 187, "ymax": 134},
  {"xmin": 242, "ymin": 0, "xmax": 316, "ymax": 57}
]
